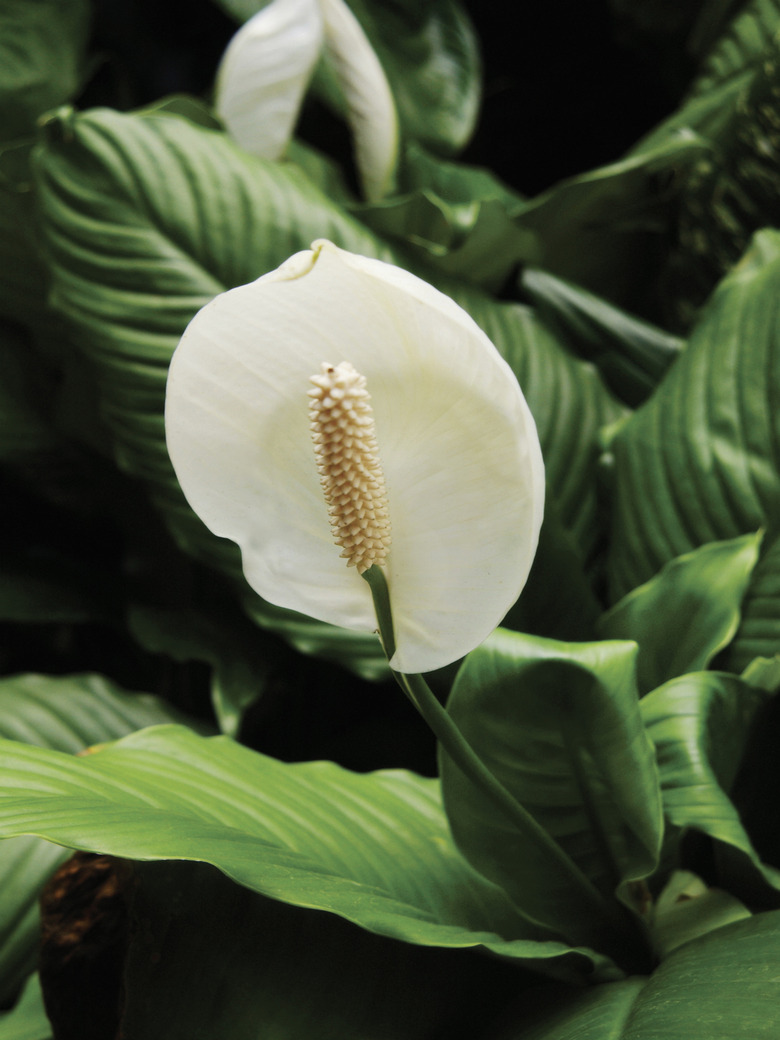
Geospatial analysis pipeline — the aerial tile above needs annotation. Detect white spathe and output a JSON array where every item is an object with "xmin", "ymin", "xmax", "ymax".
[
  {"xmin": 165, "ymin": 242, "xmax": 545, "ymax": 673},
  {"xmin": 215, "ymin": 0, "xmax": 398, "ymax": 201},
  {"xmin": 215, "ymin": 0, "xmax": 324, "ymax": 163}
]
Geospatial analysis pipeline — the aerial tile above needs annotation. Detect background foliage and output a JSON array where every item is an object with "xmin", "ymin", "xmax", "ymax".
[{"xmin": 0, "ymin": 0, "xmax": 779, "ymax": 1037}]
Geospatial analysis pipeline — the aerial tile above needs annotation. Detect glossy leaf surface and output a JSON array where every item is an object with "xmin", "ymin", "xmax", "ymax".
[
  {"xmin": 0, "ymin": 725, "xmax": 617, "ymax": 978},
  {"xmin": 440, "ymin": 629, "xmax": 662, "ymax": 954}
]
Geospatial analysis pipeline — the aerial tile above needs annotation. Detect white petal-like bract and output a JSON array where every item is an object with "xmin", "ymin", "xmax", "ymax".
[
  {"xmin": 165, "ymin": 242, "xmax": 544, "ymax": 673},
  {"xmin": 319, "ymin": 0, "xmax": 398, "ymax": 200},
  {"xmin": 215, "ymin": 0, "xmax": 324, "ymax": 160}
]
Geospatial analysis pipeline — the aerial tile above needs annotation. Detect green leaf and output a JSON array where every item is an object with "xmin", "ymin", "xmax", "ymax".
[
  {"xmin": 520, "ymin": 267, "xmax": 683, "ymax": 407},
  {"xmin": 0, "ymin": 974, "xmax": 51, "ymax": 1040},
  {"xmin": 0, "ymin": 0, "xmax": 90, "ymax": 143},
  {"xmin": 599, "ymin": 533, "xmax": 763, "ymax": 694},
  {"xmin": 510, "ymin": 133, "xmax": 708, "ymax": 310},
  {"xmin": 641, "ymin": 671, "xmax": 780, "ymax": 899},
  {"xmin": 607, "ymin": 230, "xmax": 780, "ymax": 600},
  {"xmin": 0, "ymin": 724, "xmax": 618, "ymax": 979},
  {"xmin": 0, "ymin": 673, "xmax": 203, "ymax": 749},
  {"xmin": 0, "ymin": 143, "xmax": 63, "ymax": 341},
  {"xmin": 0, "ymin": 323, "xmax": 58, "ymax": 464},
  {"xmin": 458, "ymin": 292, "xmax": 627, "ymax": 566},
  {"xmin": 122, "ymin": 860, "xmax": 522, "ymax": 1039},
  {"xmin": 490, "ymin": 912, "xmax": 780, "ymax": 1040},
  {"xmin": 637, "ymin": 8, "xmax": 780, "ymax": 324},
  {"xmin": 355, "ymin": 144, "xmax": 532, "ymax": 291},
  {"xmin": 501, "ymin": 503, "xmax": 603, "ymax": 643},
  {"xmin": 0, "ymin": 674, "xmax": 198, "ymax": 1009},
  {"xmin": 691, "ymin": 0, "xmax": 780, "ymax": 97},
  {"xmin": 127, "ymin": 602, "xmax": 271, "ymax": 737},
  {"xmin": 440, "ymin": 629, "xmax": 662, "ymax": 959},
  {"xmin": 719, "ymin": 531, "xmax": 780, "ymax": 673},
  {"xmin": 0, "ymin": 838, "xmax": 67, "ymax": 1008}
]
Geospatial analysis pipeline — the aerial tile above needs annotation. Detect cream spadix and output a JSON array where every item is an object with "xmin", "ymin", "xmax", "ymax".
[
  {"xmin": 165, "ymin": 241, "xmax": 545, "ymax": 673},
  {"xmin": 308, "ymin": 360, "xmax": 391, "ymax": 573}
]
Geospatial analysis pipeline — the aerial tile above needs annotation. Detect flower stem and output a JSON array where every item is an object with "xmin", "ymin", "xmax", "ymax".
[{"xmin": 362, "ymin": 565, "xmax": 653, "ymax": 968}]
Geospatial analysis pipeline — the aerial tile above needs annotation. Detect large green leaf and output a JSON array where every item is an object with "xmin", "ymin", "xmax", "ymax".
[
  {"xmin": 490, "ymin": 912, "xmax": 780, "ymax": 1040},
  {"xmin": 641, "ymin": 671, "xmax": 780, "ymax": 900},
  {"xmin": 0, "ymin": 724, "xmax": 618, "ymax": 979},
  {"xmin": 519, "ymin": 267, "xmax": 683, "ymax": 407},
  {"xmin": 0, "ymin": 0, "xmax": 90, "ymax": 143},
  {"xmin": 509, "ymin": 133, "xmax": 707, "ymax": 311},
  {"xmin": 440, "ymin": 629, "xmax": 662, "ymax": 965},
  {"xmin": 607, "ymin": 229, "xmax": 780, "ymax": 600},
  {"xmin": 599, "ymin": 533, "xmax": 763, "ymax": 694},
  {"xmin": 458, "ymin": 292, "xmax": 627, "ymax": 566},
  {"xmin": 0, "ymin": 673, "xmax": 199, "ymax": 1009},
  {"xmin": 121, "ymin": 860, "xmax": 522, "ymax": 1039}
]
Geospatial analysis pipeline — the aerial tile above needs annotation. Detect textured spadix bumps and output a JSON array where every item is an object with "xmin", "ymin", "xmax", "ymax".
[
  {"xmin": 309, "ymin": 362, "xmax": 391, "ymax": 573},
  {"xmin": 165, "ymin": 241, "xmax": 544, "ymax": 673}
]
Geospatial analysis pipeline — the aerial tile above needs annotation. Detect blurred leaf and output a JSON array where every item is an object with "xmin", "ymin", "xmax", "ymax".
[
  {"xmin": 210, "ymin": 0, "xmax": 270, "ymax": 22},
  {"xmin": 631, "ymin": 0, "xmax": 780, "ymax": 158},
  {"xmin": 510, "ymin": 132, "xmax": 708, "ymax": 311},
  {"xmin": 599, "ymin": 533, "xmax": 763, "ymax": 694},
  {"xmin": 127, "ymin": 602, "xmax": 270, "ymax": 736},
  {"xmin": 719, "ymin": 531, "xmax": 780, "ymax": 673},
  {"xmin": 440, "ymin": 629, "xmax": 661, "ymax": 963},
  {"xmin": 651, "ymin": 869, "xmax": 751, "ymax": 958},
  {"xmin": 457, "ymin": 292, "xmax": 627, "ymax": 567},
  {"xmin": 607, "ymin": 230, "xmax": 780, "ymax": 600},
  {"xmin": 691, "ymin": 0, "xmax": 780, "ymax": 95},
  {"xmin": 0, "ymin": 673, "xmax": 200, "ymax": 1009},
  {"xmin": 355, "ymin": 144, "xmax": 531, "ymax": 291},
  {"xmin": 502, "ymin": 502, "xmax": 603, "ymax": 644},
  {"xmin": 0, "ymin": 152, "xmax": 55, "ymax": 334},
  {"xmin": 0, "ymin": 838, "xmax": 67, "ymax": 1009},
  {"xmin": 0, "ymin": 974, "xmax": 51, "ymax": 1040},
  {"xmin": 741, "ymin": 652, "xmax": 780, "ymax": 692},
  {"xmin": 489, "ymin": 912, "xmax": 780, "ymax": 1040},
  {"xmin": 641, "ymin": 671, "xmax": 780, "ymax": 901},
  {"xmin": 520, "ymin": 268, "xmax": 683, "ymax": 407},
  {"xmin": 0, "ymin": 725, "xmax": 619, "ymax": 979},
  {"xmin": 122, "ymin": 860, "xmax": 520, "ymax": 1039},
  {"xmin": 0, "ymin": 0, "xmax": 90, "ymax": 143},
  {"xmin": 637, "ymin": 5, "xmax": 780, "ymax": 324},
  {"xmin": 0, "ymin": 673, "xmax": 203, "ymax": 749},
  {"xmin": 0, "ymin": 324, "xmax": 57, "ymax": 463}
]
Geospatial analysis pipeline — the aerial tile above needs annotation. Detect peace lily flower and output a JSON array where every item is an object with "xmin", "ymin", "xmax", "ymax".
[
  {"xmin": 215, "ymin": 0, "xmax": 398, "ymax": 201},
  {"xmin": 165, "ymin": 241, "xmax": 544, "ymax": 674}
]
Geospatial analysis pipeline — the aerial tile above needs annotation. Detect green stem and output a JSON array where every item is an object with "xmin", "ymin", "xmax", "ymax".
[
  {"xmin": 362, "ymin": 565, "xmax": 654, "ymax": 970},
  {"xmin": 364, "ymin": 571, "xmax": 608, "ymax": 908}
]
